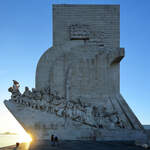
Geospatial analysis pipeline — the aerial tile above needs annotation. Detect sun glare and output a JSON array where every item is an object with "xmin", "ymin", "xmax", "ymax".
[{"xmin": 18, "ymin": 132, "xmax": 32, "ymax": 143}]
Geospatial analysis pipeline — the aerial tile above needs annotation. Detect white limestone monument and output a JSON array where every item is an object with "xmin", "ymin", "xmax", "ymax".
[{"xmin": 4, "ymin": 5, "xmax": 148, "ymax": 141}]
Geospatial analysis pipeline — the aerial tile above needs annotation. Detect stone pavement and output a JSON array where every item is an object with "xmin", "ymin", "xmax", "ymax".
[{"xmin": 1, "ymin": 140, "xmax": 148, "ymax": 150}]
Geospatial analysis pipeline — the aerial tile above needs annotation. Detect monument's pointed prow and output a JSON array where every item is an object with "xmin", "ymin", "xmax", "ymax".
[{"xmin": 4, "ymin": 4, "xmax": 148, "ymax": 141}]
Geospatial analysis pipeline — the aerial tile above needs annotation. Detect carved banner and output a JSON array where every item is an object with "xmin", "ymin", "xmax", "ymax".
[{"xmin": 70, "ymin": 24, "xmax": 90, "ymax": 40}]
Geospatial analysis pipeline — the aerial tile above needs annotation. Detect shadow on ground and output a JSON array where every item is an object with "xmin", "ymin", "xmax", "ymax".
[{"xmin": 0, "ymin": 140, "xmax": 149, "ymax": 150}]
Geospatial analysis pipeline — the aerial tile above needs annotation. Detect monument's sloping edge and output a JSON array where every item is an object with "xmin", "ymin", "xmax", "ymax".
[
  {"xmin": 4, "ymin": 100, "xmax": 148, "ymax": 141},
  {"xmin": 118, "ymin": 95, "xmax": 144, "ymax": 129}
]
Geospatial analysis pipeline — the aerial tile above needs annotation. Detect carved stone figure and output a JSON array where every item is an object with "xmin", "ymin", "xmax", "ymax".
[
  {"xmin": 8, "ymin": 80, "xmax": 21, "ymax": 99},
  {"xmin": 41, "ymin": 88, "xmax": 50, "ymax": 103},
  {"xmin": 31, "ymin": 88, "xmax": 42, "ymax": 100},
  {"xmin": 13, "ymin": 80, "xmax": 20, "ymax": 91},
  {"xmin": 22, "ymin": 86, "xmax": 32, "ymax": 98}
]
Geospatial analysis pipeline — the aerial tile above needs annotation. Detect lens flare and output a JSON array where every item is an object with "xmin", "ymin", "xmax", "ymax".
[{"xmin": 18, "ymin": 132, "xmax": 32, "ymax": 143}]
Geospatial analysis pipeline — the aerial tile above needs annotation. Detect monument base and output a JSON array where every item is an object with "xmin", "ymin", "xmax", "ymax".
[{"xmin": 4, "ymin": 100, "xmax": 148, "ymax": 142}]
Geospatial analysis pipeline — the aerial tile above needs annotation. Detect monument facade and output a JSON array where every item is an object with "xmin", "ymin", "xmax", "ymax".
[{"xmin": 4, "ymin": 5, "xmax": 148, "ymax": 141}]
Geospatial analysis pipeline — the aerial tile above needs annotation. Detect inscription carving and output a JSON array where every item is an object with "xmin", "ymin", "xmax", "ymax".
[
  {"xmin": 69, "ymin": 24, "xmax": 104, "ymax": 46},
  {"xmin": 70, "ymin": 24, "xmax": 90, "ymax": 40}
]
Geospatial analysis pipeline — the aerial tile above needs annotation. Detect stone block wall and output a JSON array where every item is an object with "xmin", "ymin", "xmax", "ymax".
[{"xmin": 53, "ymin": 5, "xmax": 120, "ymax": 49}]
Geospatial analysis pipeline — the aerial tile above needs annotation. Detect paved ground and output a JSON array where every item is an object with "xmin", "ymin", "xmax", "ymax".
[{"xmin": 0, "ymin": 140, "xmax": 148, "ymax": 150}]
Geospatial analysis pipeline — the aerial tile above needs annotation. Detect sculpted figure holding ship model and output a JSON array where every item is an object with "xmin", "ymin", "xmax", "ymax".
[{"xmin": 8, "ymin": 80, "xmax": 21, "ymax": 99}]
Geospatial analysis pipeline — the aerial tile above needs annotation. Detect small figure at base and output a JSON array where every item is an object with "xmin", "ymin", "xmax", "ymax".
[
  {"xmin": 13, "ymin": 142, "xmax": 19, "ymax": 150},
  {"xmin": 54, "ymin": 136, "xmax": 59, "ymax": 146},
  {"xmin": 51, "ymin": 134, "xmax": 55, "ymax": 146}
]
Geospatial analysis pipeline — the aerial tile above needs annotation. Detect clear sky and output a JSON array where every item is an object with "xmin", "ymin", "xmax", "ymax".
[{"xmin": 0, "ymin": 0, "xmax": 150, "ymax": 133}]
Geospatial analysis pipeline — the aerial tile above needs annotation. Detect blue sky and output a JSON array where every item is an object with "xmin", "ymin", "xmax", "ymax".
[{"xmin": 0, "ymin": 0, "xmax": 150, "ymax": 133}]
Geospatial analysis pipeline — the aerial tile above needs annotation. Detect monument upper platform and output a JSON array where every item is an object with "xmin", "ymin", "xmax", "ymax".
[{"xmin": 53, "ymin": 5, "xmax": 120, "ymax": 49}]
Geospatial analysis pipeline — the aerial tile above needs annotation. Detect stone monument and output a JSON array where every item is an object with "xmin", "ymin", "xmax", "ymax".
[{"xmin": 4, "ymin": 5, "xmax": 148, "ymax": 141}]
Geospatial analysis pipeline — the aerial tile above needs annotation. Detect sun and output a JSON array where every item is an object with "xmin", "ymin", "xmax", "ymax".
[{"xmin": 18, "ymin": 132, "xmax": 32, "ymax": 143}]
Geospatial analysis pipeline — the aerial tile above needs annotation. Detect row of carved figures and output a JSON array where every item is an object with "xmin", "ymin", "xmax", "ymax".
[{"xmin": 8, "ymin": 80, "xmax": 125, "ymax": 129}]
